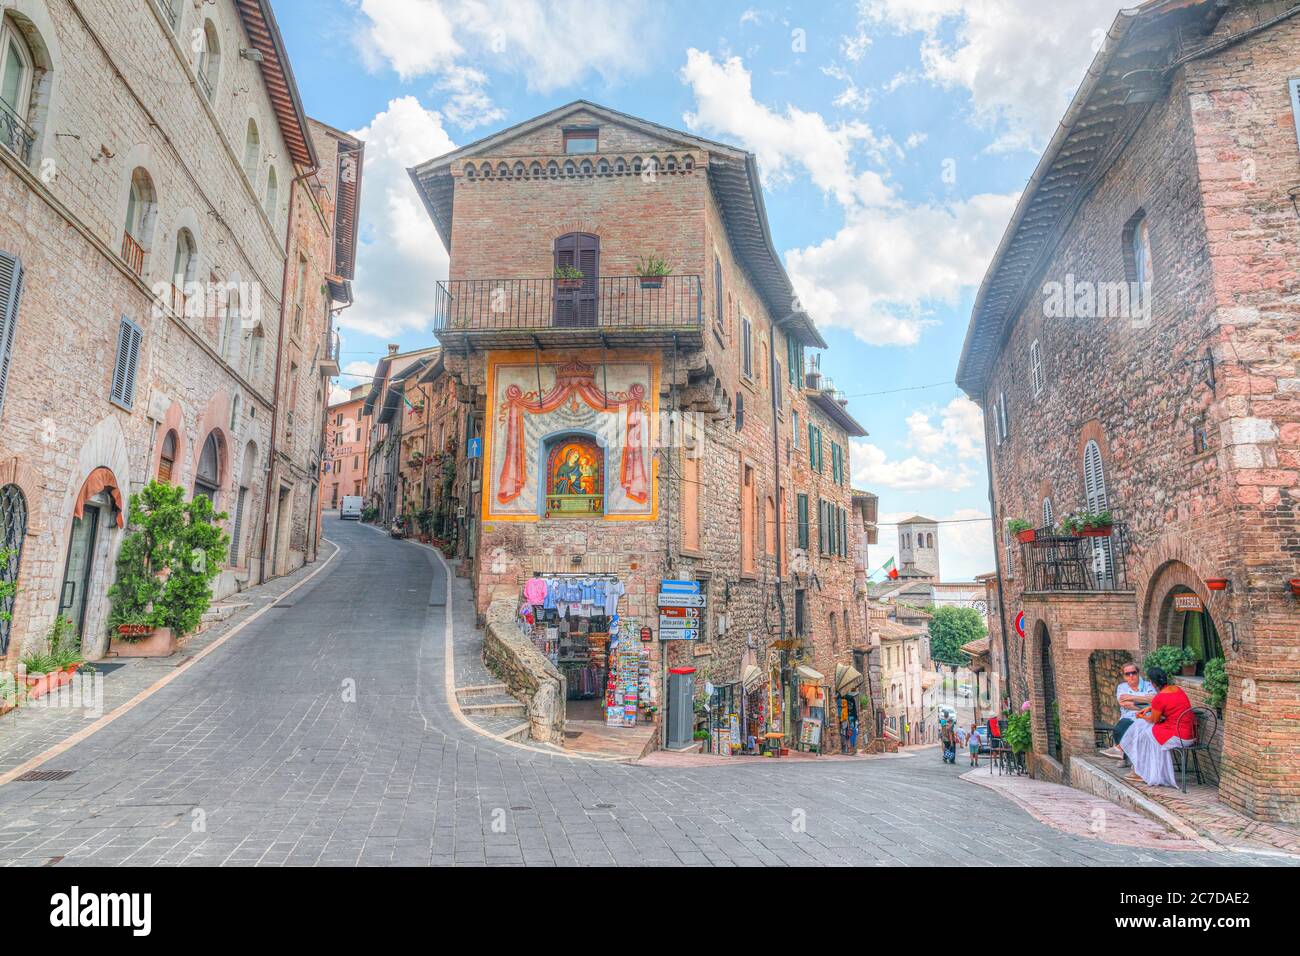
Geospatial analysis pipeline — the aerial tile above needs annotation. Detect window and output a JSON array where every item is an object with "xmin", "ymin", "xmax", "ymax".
[
  {"xmin": 993, "ymin": 391, "xmax": 1009, "ymax": 445},
  {"xmin": 220, "ymin": 284, "xmax": 240, "ymax": 365},
  {"xmin": 0, "ymin": 482, "xmax": 26, "ymax": 655},
  {"xmin": 544, "ymin": 435, "xmax": 604, "ymax": 517},
  {"xmin": 293, "ymin": 254, "xmax": 307, "ymax": 337},
  {"xmin": 172, "ymin": 228, "xmax": 197, "ymax": 289},
  {"xmin": 713, "ymin": 254, "xmax": 723, "ymax": 330},
  {"xmin": 242, "ymin": 119, "xmax": 260, "ymax": 181},
  {"xmin": 194, "ymin": 432, "xmax": 220, "ymax": 501},
  {"xmin": 158, "ymin": 430, "xmax": 178, "ymax": 482},
  {"xmin": 553, "ymin": 232, "xmax": 599, "ymax": 327},
  {"xmin": 796, "ymin": 493, "xmax": 809, "ymax": 549},
  {"xmin": 1083, "ymin": 438, "xmax": 1113, "ymax": 585},
  {"xmin": 735, "ymin": 392, "xmax": 744, "ymax": 432},
  {"xmin": 1030, "ymin": 340, "xmax": 1043, "ymax": 398},
  {"xmin": 264, "ymin": 166, "xmax": 278, "ymax": 220},
  {"xmin": 773, "ymin": 359, "xmax": 782, "ymax": 410},
  {"xmin": 831, "ymin": 442, "xmax": 844, "ymax": 485},
  {"xmin": 741, "ymin": 316, "xmax": 753, "ymax": 378},
  {"xmin": 817, "ymin": 499, "xmax": 826, "ymax": 554},
  {"xmin": 808, "ymin": 423, "xmax": 823, "ymax": 472},
  {"xmin": 829, "ymin": 612, "xmax": 838, "ymax": 649},
  {"xmin": 563, "ymin": 128, "xmax": 597, "ymax": 154},
  {"xmin": 765, "ymin": 496, "xmax": 776, "ymax": 555},
  {"xmin": 792, "ymin": 410, "xmax": 800, "ymax": 449},
  {"xmin": 740, "ymin": 464, "xmax": 756, "ymax": 574},
  {"xmin": 0, "ymin": 251, "xmax": 23, "ymax": 422},
  {"xmin": 0, "ymin": 15, "xmax": 35, "ymax": 162},
  {"xmin": 109, "ymin": 316, "xmax": 143, "ymax": 410},
  {"xmin": 1178, "ymin": 599, "xmax": 1223, "ymax": 676},
  {"xmin": 1125, "ymin": 212, "xmax": 1153, "ymax": 288},
  {"xmin": 153, "ymin": 0, "xmax": 181, "ymax": 30},
  {"xmin": 122, "ymin": 168, "xmax": 157, "ymax": 275},
  {"xmin": 197, "ymin": 20, "xmax": 220, "ymax": 100},
  {"xmin": 794, "ymin": 588, "xmax": 807, "ymax": 637}
]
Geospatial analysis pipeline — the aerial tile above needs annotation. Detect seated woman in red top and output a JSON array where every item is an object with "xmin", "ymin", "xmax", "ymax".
[{"xmin": 1119, "ymin": 666, "xmax": 1196, "ymax": 787}]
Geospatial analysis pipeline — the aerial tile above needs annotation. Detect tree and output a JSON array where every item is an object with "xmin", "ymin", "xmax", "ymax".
[{"xmin": 927, "ymin": 605, "xmax": 985, "ymax": 666}]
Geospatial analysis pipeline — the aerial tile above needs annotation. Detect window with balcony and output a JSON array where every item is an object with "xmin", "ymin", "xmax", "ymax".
[
  {"xmin": 122, "ymin": 168, "xmax": 157, "ymax": 276},
  {"xmin": 553, "ymin": 232, "xmax": 599, "ymax": 327},
  {"xmin": 0, "ymin": 15, "xmax": 35, "ymax": 164}
]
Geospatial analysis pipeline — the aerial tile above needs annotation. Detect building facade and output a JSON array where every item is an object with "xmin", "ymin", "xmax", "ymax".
[
  {"xmin": 0, "ymin": 0, "xmax": 353, "ymax": 662},
  {"xmin": 324, "ymin": 384, "xmax": 370, "ymax": 508},
  {"xmin": 957, "ymin": 0, "xmax": 1300, "ymax": 822},
  {"xmin": 407, "ymin": 102, "xmax": 868, "ymax": 751}
]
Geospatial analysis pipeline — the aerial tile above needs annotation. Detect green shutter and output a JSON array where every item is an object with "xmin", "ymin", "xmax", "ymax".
[
  {"xmin": 797, "ymin": 494, "xmax": 808, "ymax": 549},
  {"xmin": 817, "ymin": 499, "xmax": 825, "ymax": 553},
  {"xmin": 808, "ymin": 423, "xmax": 816, "ymax": 469}
]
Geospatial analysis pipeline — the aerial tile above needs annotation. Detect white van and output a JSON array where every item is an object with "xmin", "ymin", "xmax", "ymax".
[{"xmin": 339, "ymin": 495, "xmax": 364, "ymax": 520}]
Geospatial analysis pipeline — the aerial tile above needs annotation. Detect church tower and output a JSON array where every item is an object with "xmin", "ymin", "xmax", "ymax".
[{"xmin": 897, "ymin": 515, "xmax": 940, "ymax": 579}]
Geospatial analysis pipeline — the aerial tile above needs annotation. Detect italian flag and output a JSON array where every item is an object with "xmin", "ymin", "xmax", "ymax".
[{"xmin": 882, "ymin": 557, "xmax": 898, "ymax": 580}]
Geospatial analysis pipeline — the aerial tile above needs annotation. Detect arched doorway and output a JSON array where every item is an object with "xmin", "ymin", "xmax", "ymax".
[
  {"xmin": 1159, "ymin": 586, "xmax": 1223, "ymax": 677},
  {"xmin": 194, "ymin": 431, "xmax": 222, "ymax": 502},
  {"xmin": 61, "ymin": 468, "xmax": 124, "ymax": 644},
  {"xmin": 1037, "ymin": 622, "xmax": 1062, "ymax": 761}
]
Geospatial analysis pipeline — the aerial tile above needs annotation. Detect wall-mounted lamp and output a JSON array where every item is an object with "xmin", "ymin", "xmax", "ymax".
[{"xmin": 1225, "ymin": 620, "xmax": 1240, "ymax": 653}]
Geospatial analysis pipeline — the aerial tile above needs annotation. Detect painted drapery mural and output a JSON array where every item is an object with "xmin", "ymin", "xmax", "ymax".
[{"xmin": 484, "ymin": 354, "xmax": 657, "ymax": 520}]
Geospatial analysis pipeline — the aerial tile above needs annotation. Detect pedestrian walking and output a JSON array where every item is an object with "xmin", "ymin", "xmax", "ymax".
[{"xmin": 968, "ymin": 723, "xmax": 982, "ymax": 767}]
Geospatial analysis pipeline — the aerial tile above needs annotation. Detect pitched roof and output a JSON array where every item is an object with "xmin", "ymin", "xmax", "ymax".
[
  {"xmin": 807, "ymin": 389, "xmax": 868, "ymax": 437},
  {"xmin": 234, "ymin": 1, "xmax": 318, "ymax": 168},
  {"xmin": 955, "ymin": 0, "xmax": 1225, "ymax": 395},
  {"xmin": 407, "ymin": 100, "xmax": 826, "ymax": 349}
]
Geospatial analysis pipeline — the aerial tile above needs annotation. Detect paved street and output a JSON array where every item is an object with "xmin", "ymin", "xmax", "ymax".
[{"xmin": 0, "ymin": 521, "xmax": 1285, "ymax": 867}]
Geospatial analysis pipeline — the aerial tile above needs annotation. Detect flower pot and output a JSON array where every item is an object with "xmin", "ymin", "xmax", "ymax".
[
  {"xmin": 556, "ymin": 278, "xmax": 582, "ymax": 290},
  {"xmin": 1181, "ymin": 663, "xmax": 1197, "ymax": 677},
  {"xmin": 109, "ymin": 626, "xmax": 176, "ymax": 658},
  {"xmin": 1078, "ymin": 526, "xmax": 1112, "ymax": 538},
  {"xmin": 1205, "ymin": 578, "xmax": 1229, "ymax": 591},
  {"xmin": 638, "ymin": 276, "xmax": 665, "ymax": 289},
  {"xmin": 1290, "ymin": 579, "xmax": 1300, "ymax": 597},
  {"xmin": 24, "ymin": 667, "xmax": 75, "ymax": 700},
  {"xmin": 1015, "ymin": 529, "xmax": 1036, "ymax": 543}
]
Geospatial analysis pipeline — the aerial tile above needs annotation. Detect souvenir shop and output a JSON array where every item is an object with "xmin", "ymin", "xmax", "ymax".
[
  {"xmin": 833, "ymin": 663, "xmax": 864, "ymax": 755},
  {"xmin": 517, "ymin": 572, "xmax": 653, "ymax": 726},
  {"xmin": 794, "ymin": 665, "xmax": 828, "ymax": 754}
]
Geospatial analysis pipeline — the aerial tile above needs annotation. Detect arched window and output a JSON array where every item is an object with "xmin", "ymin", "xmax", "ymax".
[
  {"xmin": 158, "ymin": 429, "xmax": 178, "ymax": 482},
  {"xmin": 197, "ymin": 19, "xmax": 220, "ymax": 100},
  {"xmin": 171, "ymin": 228, "xmax": 197, "ymax": 287},
  {"xmin": 543, "ymin": 435, "xmax": 603, "ymax": 518},
  {"xmin": 263, "ymin": 166, "xmax": 278, "ymax": 219},
  {"xmin": 0, "ymin": 483, "xmax": 27, "ymax": 655},
  {"xmin": 242, "ymin": 118, "xmax": 260, "ymax": 181},
  {"xmin": 195, "ymin": 432, "xmax": 221, "ymax": 501},
  {"xmin": 1126, "ymin": 212, "xmax": 1153, "ymax": 287},
  {"xmin": 1083, "ymin": 438, "xmax": 1113, "ymax": 585},
  {"xmin": 842, "ymin": 609, "xmax": 851, "ymax": 644},
  {"xmin": 220, "ymin": 285, "xmax": 240, "ymax": 365},
  {"xmin": 122, "ymin": 168, "xmax": 157, "ymax": 274},
  {"xmin": 0, "ymin": 15, "xmax": 35, "ymax": 161},
  {"xmin": 927, "ymin": 533, "xmax": 934, "ymax": 549}
]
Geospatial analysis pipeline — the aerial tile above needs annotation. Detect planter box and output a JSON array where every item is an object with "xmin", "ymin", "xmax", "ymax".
[
  {"xmin": 24, "ymin": 664, "xmax": 80, "ymax": 701},
  {"xmin": 637, "ymin": 277, "xmax": 665, "ymax": 289},
  {"xmin": 1077, "ymin": 526, "xmax": 1113, "ymax": 538},
  {"xmin": 108, "ymin": 627, "xmax": 176, "ymax": 658},
  {"xmin": 1015, "ymin": 529, "xmax": 1036, "ymax": 543},
  {"xmin": 555, "ymin": 278, "xmax": 582, "ymax": 290}
]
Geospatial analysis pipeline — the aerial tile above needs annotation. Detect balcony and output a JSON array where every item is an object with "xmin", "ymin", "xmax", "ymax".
[
  {"xmin": 319, "ymin": 328, "xmax": 341, "ymax": 377},
  {"xmin": 1019, "ymin": 522, "xmax": 1131, "ymax": 593},
  {"xmin": 121, "ymin": 233, "xmax": 146, "ymax": 277},
  {"xmin": 432, "ymin": 274, "xmax": 703, "ymax": 353},
  {"xmin": 0, "ymin": 99, "xmax": 35, "ymax": 167}
]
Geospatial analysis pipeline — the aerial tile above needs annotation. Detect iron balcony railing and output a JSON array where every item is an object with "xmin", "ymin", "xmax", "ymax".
[
  {"xmin": 1020, "ymin": 522, "xmax": 1131, "ymax": 592},
  {"xmin": 0, "ymin": 98, "xmax": 35, "ymax": 167},
  {"xmin": 433, "ymin": 274, "xmax": 703, "ymax": 335}
]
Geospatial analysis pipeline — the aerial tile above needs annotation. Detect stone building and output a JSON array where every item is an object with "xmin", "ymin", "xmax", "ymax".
[
  {"xmin": 896, "ymin": 514, "xmax": 939, "ymax": 579},
  {"xmin": 361, "ymin": 344, "xmax": 440, "ymax": 527},
  {"xmin": 323, "ymin": 383, "xmax": 370, "ymax": 509},
  {"xmin": 957, "ymin": 0, "xmax": 1300, "ymax": 822},
  {"xmin": 0, "ymin": 0, "xmax": 355, "ymax": 662},
  {"xmin": 407, "ymin": 101, "xmax": 866, "ymax": 750}
]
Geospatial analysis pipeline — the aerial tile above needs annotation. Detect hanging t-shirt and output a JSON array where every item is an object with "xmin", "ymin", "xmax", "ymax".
[
  {"xmin": 523, "ymin": 577, "xmax": 547, "ymax": 606},
  {"xmin": 603, "ymin": 580, "xmax": 625, "ymax": 616}
]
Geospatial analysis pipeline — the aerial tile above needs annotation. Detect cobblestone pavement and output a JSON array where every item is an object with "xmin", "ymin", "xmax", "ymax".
[{"xmin": 0, "ymin": 521, "xmax": 1290, "ymax": 867}]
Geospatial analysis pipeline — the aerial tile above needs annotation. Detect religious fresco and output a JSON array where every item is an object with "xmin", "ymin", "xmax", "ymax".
[{"xmin": 483, "ymin": 354, "xmax": 658, "ymax": 521}]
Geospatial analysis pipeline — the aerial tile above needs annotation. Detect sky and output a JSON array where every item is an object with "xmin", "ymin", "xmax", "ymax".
[{"xmin": 275, "ymin": 0, "xmax": 1129, "ymax": 581}]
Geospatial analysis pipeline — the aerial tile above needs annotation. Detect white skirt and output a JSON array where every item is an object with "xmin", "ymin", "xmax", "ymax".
[{"xmin": 1120, "ymin": 720, "xmax": 1194, "ymax": 788}]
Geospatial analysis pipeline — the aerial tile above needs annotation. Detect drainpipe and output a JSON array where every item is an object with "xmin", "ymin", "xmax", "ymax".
[{"xmin": 257, "ymin": 166, "xmax": 316, "ymax": 584}]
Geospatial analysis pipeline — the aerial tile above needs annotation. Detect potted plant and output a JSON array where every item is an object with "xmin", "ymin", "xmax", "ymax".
[
  {"xmin": 635, "ymin": 254, "xmax": 672, "ymax": 289},
  {"xmin": 553, "ymin": 264, "xmax": 584, "ymax": 290},
  {"xmin": 1203, "ymin": 656, "xmax": 1227, "ymax": 714},
  {"xmin": 20, "ymin": 616, "xmax": 83, "ymax": 700},
  {"xmin": 1143, "ymin": 643, "xmax": 1194, "ymax": 679},
  {"xmin": 107, "ymin": 481, "xmax": 228, "ymax": 658},
  {"xmin": 1004, "ymin": 709, "xmax": 1032, "ymax": 754},
  {"xmin": 1007, "ymin": 518, "xmax": 1036, "ymax": 543},
  {"xmin": 1061, "ymin": 509, "xmax": 1113, "ymax": 537}
]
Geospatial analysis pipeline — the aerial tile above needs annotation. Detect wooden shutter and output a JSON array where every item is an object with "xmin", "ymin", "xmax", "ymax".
[
  {"xmin": 229, "ymin": 486, "xmax": 247, "ymax": 564},
  {"xmin": 554, "ymin": 233, "xmax": 599, "ymax": 327},
  {"xmin": 817, "ymin": 499, "xmax": 826, "ymax": 553},
  {"xmin": 1083, "ymin": 439, "xmax": 1113, "ymax": 583},
  {"xmin": 110, "ymin": 316, "xmax": 143, "ymax": 410},
  {"xmin": 808, "ymin": 423, "xmax": 816, "ymax": 468},
  {"xmin": 735, "ymin": 392, "xmax": 744, "ymax": 432},
  {"xmin": 797, "ymin": 493, "xmax": 808, "ymax": 549},
  {"xmin": 0, "ymin": 252, "xmax": 23, "ymax": 423}
]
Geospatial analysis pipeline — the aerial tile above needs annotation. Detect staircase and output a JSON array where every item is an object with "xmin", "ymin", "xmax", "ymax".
[{"xmin": 455, "ymin": 683, "xmax": 530, "ymax": 742}]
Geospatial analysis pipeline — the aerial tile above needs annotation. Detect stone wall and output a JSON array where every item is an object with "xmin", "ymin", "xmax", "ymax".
[{"xmin": 481, "ymin": 599, "xmax": 564, "ymax": 745}]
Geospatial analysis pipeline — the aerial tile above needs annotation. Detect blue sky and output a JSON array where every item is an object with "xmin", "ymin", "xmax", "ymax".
[{"xmin": 275, "ymin": 0, "xmax": 1127, "ymax": 580}]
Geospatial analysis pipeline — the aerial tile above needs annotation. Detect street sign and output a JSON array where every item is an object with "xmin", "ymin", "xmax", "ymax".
[
  {"xmin": 659, "ymin": 606, "xmax": 700, "ymax": 620},
  {"xmin": 659, "ymin": 626, "xmax": 700, "ymax": 641},
  {"xmin": 467, "ymin": 437, "xmax": 482, "ymax": 459},
  {"xmin": 660, "ymin": 579, "xmax": 701, "ymax": 593},
  {"xmin": 657, "ymin": 593, "xmax": 704, "ymax": 608}
]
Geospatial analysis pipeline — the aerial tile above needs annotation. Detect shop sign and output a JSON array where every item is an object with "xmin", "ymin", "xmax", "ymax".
[
  {"xmin": 639, "ymin": 626, "xmax": 652, "ymax": 642},
  {"xmin": 1174, "ymin": 594, "xmax": 1204, "ymax": 612}
]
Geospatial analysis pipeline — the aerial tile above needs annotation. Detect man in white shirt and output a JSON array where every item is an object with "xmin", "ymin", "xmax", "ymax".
[{"xmin": 1100, "ymin": 662, "xmax": 1155, "ymax": 759}]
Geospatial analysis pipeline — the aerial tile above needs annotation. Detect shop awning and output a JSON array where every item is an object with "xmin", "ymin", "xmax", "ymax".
[
  {"xmin": 796, "ymin": 665, "xmax": 824, "ymax": 683},
  {"xmin": 834, "ymin": 664, "xmax": 863, "ymax": 695},
  {"xmin": 74, "ymin": 467, "xmax": 124, "ymax": 528},
  {"xmin": 741, "ymin": 664, "xmax": 764, "ymax": 691}
]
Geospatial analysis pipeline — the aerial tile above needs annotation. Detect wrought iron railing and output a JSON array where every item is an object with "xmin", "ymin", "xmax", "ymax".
[
  {"xmin": 1020, "ymin": 522, "xmax": 1130, "ymax": 592},
  {"xmin": 0, "ymin": 98, "xmax": 35, "ymax": 167},
  {"xmin": 153, "ymin": 0, "xmax": 179, "ymax": 29},
  {"xmin": 433, "ymin": 274, "xmax": 703, "ymax": 335},
  {"xmin": 197, "ymin": 69, "xmax": 215, "ymax": 102}
]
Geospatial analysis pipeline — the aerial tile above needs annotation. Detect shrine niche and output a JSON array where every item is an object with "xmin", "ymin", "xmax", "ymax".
[
  {"xmin": 544, "ymin": 436, "xmax": 604, "ymax": 517},
  {"xmin": 483, "ymin": 352, "xmax": 658, "ymax": 521}
]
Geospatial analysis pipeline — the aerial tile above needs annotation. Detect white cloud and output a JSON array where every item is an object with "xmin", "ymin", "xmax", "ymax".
[
  {"xmin": 841, "ymin": 29, "xmax": 873, "ymax": 63},
  {"xmin": 342, "ymin": 96, "xmax": 456, "ymax": 340},
  {"xmin": 872, "ymin": 508, "xmax": 995, "ymax": 582},
  {"xmin": 330, "ymin": 359, "xmax": 379, "ymax": 406},
  {"xmin": 785, "ymin": 192, "xmax": 1019, "ymax": 346},
  {"xmin": 862, "ymin": 0, "xmax": 1120, "ymax": 152},
  {"xmin": 356, "ymin": 0, "xmax": 648, "ymax": 124},
  {"xmin": 681, "ymin": 49, "xmax": 896, "ymax": 208},
  {"xmin": 906, "ymin": 396, "xmax": 985, "ymax": 460},
  {"xmin": 851, "ymin": 439, "xmax": 974, "ymax": 492}
]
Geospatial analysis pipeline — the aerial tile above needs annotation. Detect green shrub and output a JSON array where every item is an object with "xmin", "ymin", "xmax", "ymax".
[
  {"xmin": 1203, "ymin": 657, "xmax": 1227, "ymax": 711},
  {"xmin": 1143, "ymin": 644, "xmax": 1191, "ymax": 676},
  {"xmin": 1004, "ymin": 710, "xmax": 1032, "ymax": 753},
  {"xmin": 20, "ymin": 615, "xmax": 81, "ymax": 675}
]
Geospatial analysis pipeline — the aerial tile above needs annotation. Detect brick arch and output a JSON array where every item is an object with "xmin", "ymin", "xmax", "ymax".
[
  {"xmin": 550, "ymin": 221, "xmax": 604, "ymax": 241},
  {"xmin": 192, "ymin": 389, "xmax": 233, "ymax": 498},
  {"xmin": 149, "ymin": 400, "xmax": 189, "ymax": 483},
  {"xmin": 1136, "ymin": 537, "xmax": 1233, "ymax": 662}
]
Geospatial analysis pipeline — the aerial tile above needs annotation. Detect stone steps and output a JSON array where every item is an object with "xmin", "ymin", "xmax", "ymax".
[
  {"xmin": 460, "ymin": 698, "xmax": 527, "ymax": 718},
  {"xmin": 456, "ymin": 682, "xmax": 511, "ymax": 700}
]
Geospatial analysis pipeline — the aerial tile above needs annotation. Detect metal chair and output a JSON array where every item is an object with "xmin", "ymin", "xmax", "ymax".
[{"xmin": 1170, "ymin": 706, "xmax": 1219, "ymax": 792}]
